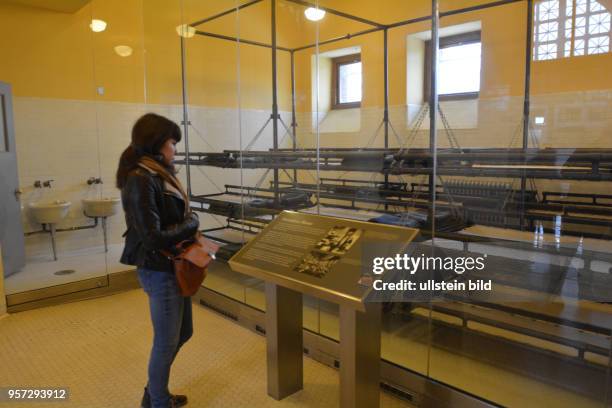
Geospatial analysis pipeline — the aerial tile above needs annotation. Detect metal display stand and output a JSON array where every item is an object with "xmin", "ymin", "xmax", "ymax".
[
  {"xmin": 176, "ymin": 0, "xmax": 612, "ymax": 240},
  {"xmin": 179, "ymin": 1, "xmax": 612, "ymax": 406},
  {"xmin": 228, "ymin": 211, "xmax": 418, "ymax": 407},
  {"xmin": 263, "ymin": 284, "xmax": 381, "ymax": 408}
]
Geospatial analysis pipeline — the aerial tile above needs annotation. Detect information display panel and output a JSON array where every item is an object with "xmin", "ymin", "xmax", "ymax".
[{"xmin": 229, "ymin": 211, "xmax": 419, "ymax": 310}]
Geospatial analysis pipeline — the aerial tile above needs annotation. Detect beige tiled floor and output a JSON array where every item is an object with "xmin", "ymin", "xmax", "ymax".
[{"xmin": 0, "ymin": 289, "xmax": 413, "ymax": 408}]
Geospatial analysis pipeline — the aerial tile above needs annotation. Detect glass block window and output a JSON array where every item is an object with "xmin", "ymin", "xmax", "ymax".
[{"xmin": 534, "ymin": 0, "xmax": 611, "ymax": 60}]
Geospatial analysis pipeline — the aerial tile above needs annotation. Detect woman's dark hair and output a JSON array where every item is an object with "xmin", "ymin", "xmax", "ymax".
[{"xmin": 116, "ymin": 113, "xmax": 182, "ymax": 188}]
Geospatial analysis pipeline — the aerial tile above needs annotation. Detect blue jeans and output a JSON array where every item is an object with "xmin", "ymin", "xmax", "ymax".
[{"xmin": 137, "ymin": 268, "xmax": 193, "ymax": 408}]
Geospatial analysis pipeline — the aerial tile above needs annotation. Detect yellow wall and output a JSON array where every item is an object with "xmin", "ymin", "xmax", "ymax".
[
  {"xmin": 0, "ymin": 0, "xmax": 295, "ymax": 109},
  {"xmin": 0, "ymin": 2, "xmax": 97, "ymax": 100},
  {"xmin": 1, "ymin": 0, "xmax": 611, "ymax": 111},
  {"xmin": 296, "ymin": 0, "xmax": 612, "ymax": 111}
]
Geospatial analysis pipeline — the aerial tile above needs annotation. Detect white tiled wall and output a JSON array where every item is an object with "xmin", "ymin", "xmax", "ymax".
[
  {"xmin": 294, "ymin": 89, "xmax": 612, "ymax": 195},
  {"xmin": 297, "ymin": 90, "xmax": 611, "ymax": 150},
  {"xmin": 12, "ymin": 98, "xmax": 293, "ymax": 267},
  {"xmin": 10, "ymin": 88, "xmax": 611, "ymax": 275}
]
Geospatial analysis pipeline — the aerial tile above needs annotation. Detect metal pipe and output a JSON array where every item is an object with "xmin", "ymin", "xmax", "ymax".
[
  {"xmin": 292, "ymin": 27, "xmax": 381, "ymax": 52},
  {"xmin": 50, "ymin": 224, "xmax": 57, "ymax": 261},
  {"xmin": 383, "ymin": 28, "xmax": 390, "ymax": 210},
  {"xmin": 179, "ymin": 36, "xmax": 193, "ymax": 198},
  {"xmin": 189, "ymin": 0, "xmax": 524, "ymax": 55},
  {"xmin": 54, "ymin": 218, "xmax": 99, "ymax": 232},
  {"xmin": 190, "ymin": 0, "xmax": 263, "ymax": 27},
  {"xmin": 429, "ymin": 0, "xmax": 440, "ymax": 235},
  {"xmin": 441, "ymin": 0, "xmax": 523, "ymax": 17},
  {"xmin": 271, "ymin": 0, "xmax": 280, "ymax": 205},
  {"xmin": 520, "ymin": 0, "xmax": 534, "ymax": 230},
  {"xmin": 25, "ymin": 218, "xmax": 99, "ymax": 236},
  {"xmin": 102, "ymin": 217, "xmax": 108, "ymax": 253},
  {"xmin": 191, "ymin": 0, "xmax": 522, "ymax": 57},
  {"xmin": 385, "ymin": 15, "xmax": 432, "ymax": 30},
  {"xmin": 195, "ymin": 31, "xmax": 292, "ymax": 52},
  {"xmin": 284, "ymin": 0, "xmax": 384, "ymax": 27},
  {"xmin": 386, "ymin": 0, "xmax": 522, "ymax": 30},
  {"xmin": 290, "ymin": 50, "xmax": 298, "ymax": 183},
  {"xmin": 180, "ymin": 148, "xmax": 612, "ymax": 163},
  {"xmin": 383, "ymin": 28, "xmax": 389, "ymax": 150}
]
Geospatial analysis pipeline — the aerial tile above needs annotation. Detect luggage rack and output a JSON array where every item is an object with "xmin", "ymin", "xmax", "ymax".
[
  {"xmin": 180, "ymin": 2, "xmax": 612, "ymax": 401},
  {"xmin": 189, "ymin": 176, "xmax": 612, "ymax": 240},
  {"xmin": 176, "ymin": 148, "xmax": 612, "ymax": 181}
]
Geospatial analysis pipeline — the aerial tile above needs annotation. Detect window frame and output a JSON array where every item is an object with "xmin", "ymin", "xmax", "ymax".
[
  {"xmin": 331, "ymin": 53, "xmax": 362, "ymax": 110},
  {"xmin": 424, "ymin": 31, "xmax": 482, "ymax": 101}
]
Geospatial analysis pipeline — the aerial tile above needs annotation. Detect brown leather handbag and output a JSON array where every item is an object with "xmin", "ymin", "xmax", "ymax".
[{"xmin": 163, "ymin": 233, "xmax": 219, "ymax": 297}]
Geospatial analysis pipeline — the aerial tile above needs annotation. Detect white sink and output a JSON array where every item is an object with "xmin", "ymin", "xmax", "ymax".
[
  {"xmin": 29, "ymin": 200, "xmax": 71, "ymax": 224},
  {"xmin": 82, "ymin": 197, "xmax": 121, "ymax": 218}
]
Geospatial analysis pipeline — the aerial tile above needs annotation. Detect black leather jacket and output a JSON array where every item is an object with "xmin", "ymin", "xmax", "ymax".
[{"xmin": 119, "ymin": 166, "xmax": 199, "ymax": 273}]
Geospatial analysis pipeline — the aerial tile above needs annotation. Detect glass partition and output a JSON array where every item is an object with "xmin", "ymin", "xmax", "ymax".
[
  {"xmin": 174, "ymin": 0, "xmax": 324, "ymax": 332},
  {"xmin": 140, "ymin": 1, "xmax": 612, "ymax": 406},
  {"xmin": 90, "ymin": 0, "xmax": 147, "ymax": 277},
  {"xmin": 0, "ymin": 1, "xmax": 109, "ymax": 300},
  {"xmin": 4, "ymin": 0, "xmax": 606, "ymax": 404},
  {"xmin": 426, "ymin": 0, "xmax": 612, "ymax": 406}
]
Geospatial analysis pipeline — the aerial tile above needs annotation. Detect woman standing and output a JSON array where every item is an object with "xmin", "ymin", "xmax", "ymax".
[{"xmin": 116, "ymin": 113, "xmax": 198, "ymax": 408}]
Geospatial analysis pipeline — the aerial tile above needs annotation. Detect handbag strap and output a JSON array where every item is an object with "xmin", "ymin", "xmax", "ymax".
[
  {"xmin": 159, "ymin": 232, "xmax": 201, "ymax": 260},
  {"xmin": 159, "ymin": 249, "xmax": 174, "ymax": 260}
]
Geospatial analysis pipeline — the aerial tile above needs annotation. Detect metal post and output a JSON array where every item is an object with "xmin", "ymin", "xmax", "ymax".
[
  {"xmin": 428, "ymin": 0, "xmax": 439, "ymax": 235},
  {"xmin": 102, "ymin": 217, "xmax": 108, "ymax": 253},
  {"xmin": 383, "ymin": 28, "xmax": 390, "ymax": 209},
  {"xmin": 383, "ymin": 28, "xmax": 389, "ymax": 149},
  {"xmin": 284, "ymin": 0, "xmax": 384, "ymax": 27},
  {"xmin": 520, "ymin": 0, "xmax": 534, "ymax": 230},
  {"xmin": 49, "ymin": 224, "xmax": 58, "ymax": 261},
  {"xmin": 265, "ymin": 283, "xmax": 303, "ymax": 399},
  {"xmin": 292, "ymin": 27, "xmax": 382, "ymax": 52},
  {"xmin": 180, "ymin": 36, "xmax": 192, "ymax": 198},
  {"xmin": 195, "ymin": 30, "xmax": 292, "ymax": 52},
  {"xmin": 291, "ymin": 50, "xmax": 298, "ymax": 184},
  {"xmin": 271, "ymin": 0, "xmax": 280, "ymax": 205},
  {"xmin": 339, "ymin": 303, "xmax": 382, "ymax": 408}
]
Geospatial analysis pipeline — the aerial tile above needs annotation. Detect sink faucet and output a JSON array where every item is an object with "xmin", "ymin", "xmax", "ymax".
[
  {"xmin": 42, "ymin": 180, "xmax": 54, "ymax": 188},
  {"xmin": 34, "ymin": 180, "xmax": 42, "ymax": 188},
  {"xmin": 87, "ymin": 177, "xmax": 103, "ymax": 185}
]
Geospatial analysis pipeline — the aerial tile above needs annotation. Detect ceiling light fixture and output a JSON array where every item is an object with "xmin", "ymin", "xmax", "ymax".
[
  {"xmin": 304, "ymin": 7, "xmax": 326, "ymax": 21},
  {"xmin": 90, "ymin": 19, "xmax": 107, "ymax": 33},
  {"xmin": 114, "ymin": 45, "xmax": 133, "ymax": 57},
  {"xmin": 176, "ymin": 24, "xmax": 196, "ymax": 38}
]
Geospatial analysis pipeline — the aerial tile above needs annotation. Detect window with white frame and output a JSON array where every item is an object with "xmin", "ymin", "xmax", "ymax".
[{"xmin": 534, "ymin": 0, "xmax": 611, "ymax": 61}]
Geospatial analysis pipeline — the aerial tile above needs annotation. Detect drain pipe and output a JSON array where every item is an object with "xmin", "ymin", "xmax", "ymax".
[
  {"xmin": 24, "ymin": 217, "xmax": 99, "ymax": 236},
  {"xmin": 24, "ymin": 217, "xmax": 102, "ymax": 261}
]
